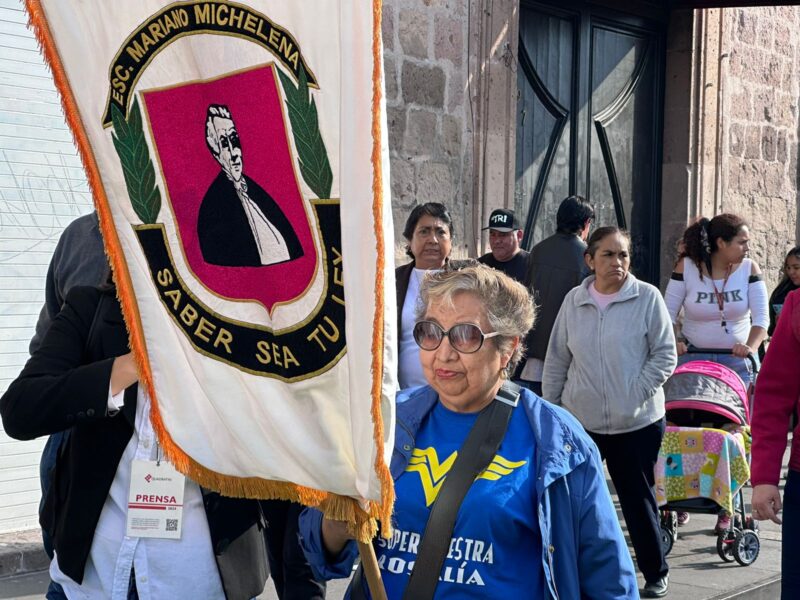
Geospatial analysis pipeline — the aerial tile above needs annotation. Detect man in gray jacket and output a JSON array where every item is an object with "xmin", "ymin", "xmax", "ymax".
[{"xmin": 519, "ymin": 196, "xmax": 594, "ymax": 394}]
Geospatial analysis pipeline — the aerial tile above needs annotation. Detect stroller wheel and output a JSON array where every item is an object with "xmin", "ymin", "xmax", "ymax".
[
  {"xmin": 733, "ymin": 530, "xmax": 760, "ymax": 566},
  {"xmin": 660, "ymin": 511, "xmax": 678, "ymax": 541},
  {"xmin": 716, "ymin": 531, "xmax": 736, "ymax": 562},
  {"xmin": 660, "ymin": 526, "xmax": 674, "ymax": 556}
]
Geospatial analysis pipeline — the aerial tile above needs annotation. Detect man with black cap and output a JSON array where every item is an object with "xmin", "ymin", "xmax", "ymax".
[{"xmin": 477, "ymin": 208, "xmax": 530, "ymax": 284}]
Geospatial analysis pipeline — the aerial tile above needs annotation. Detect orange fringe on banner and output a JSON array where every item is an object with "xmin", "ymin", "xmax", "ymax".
[
  {"xmin": 370, "ymin": 0, "xmax": 395, "ymax": 538},
  {"xmin": 24, "ymin": 0, "xmax": 392, "ymax": 542}
]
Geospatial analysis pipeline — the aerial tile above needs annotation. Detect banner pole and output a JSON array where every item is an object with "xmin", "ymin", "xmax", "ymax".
[{"xmin": 357, "ymin": 541, "xmax": 387, "ymax": 600}]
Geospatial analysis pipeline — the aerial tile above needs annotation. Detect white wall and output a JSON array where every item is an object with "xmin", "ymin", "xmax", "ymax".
[{"xmin": 0, "ymin": 0, "xmax": 93, "ymax": 532}]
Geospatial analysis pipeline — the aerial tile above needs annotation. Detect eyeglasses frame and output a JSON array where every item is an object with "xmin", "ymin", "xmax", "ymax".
[{"xmin": 412, "ymin": 320, "xmax": 502, "ymax": 354}]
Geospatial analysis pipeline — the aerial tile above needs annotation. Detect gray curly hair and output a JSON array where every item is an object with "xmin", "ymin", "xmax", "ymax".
[{"xmin": 415, "ymin": 264, "xmax": 535, "ymax": 371}]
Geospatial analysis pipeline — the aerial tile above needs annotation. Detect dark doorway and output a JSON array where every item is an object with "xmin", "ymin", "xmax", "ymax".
[{"xmin": 515, "ymin": 0, "xmax": 666, "ymax": 282}]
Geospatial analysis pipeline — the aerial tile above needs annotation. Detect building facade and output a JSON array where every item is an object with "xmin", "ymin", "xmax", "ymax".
[{"xmin": 385, "ymin": 0, "xmax": 800, "ymax": 291}]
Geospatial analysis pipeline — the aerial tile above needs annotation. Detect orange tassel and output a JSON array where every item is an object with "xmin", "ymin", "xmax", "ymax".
[{"xmin": 370, "ymin": 0, "xmax": 395, "ymax": 538}]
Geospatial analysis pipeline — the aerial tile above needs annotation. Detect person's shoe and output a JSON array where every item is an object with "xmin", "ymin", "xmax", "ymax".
[
  {"xmin": 714, "ymin": 513, "xmax": 731, "ymax": 534},
  {"xmin": 643, "ymin": 575, "xmax": 669, "ymax": 598},
  {"xmin": 677, "ymin": 511, "xmax": 690, "ymax": 526}
]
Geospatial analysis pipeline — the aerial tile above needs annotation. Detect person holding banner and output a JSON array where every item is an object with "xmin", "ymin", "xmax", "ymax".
[
  {"xmin": 0, "ymin": 283, "xmax": 268, "ymax": 600},
  {"xmin": 300, "ymin": 265, "xmax": 637, "ymax": 599}
]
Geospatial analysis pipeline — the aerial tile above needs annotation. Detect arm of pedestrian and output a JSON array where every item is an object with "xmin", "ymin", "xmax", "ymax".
[
  {"xmin": 637, "ymin": 295, "xmax": 678, "ymax": 398},
  {"xmin": 541, "ymin": 306, "xmax": 572, "ymax": 404},
  {"xmin": 297, "ymin": 507, "xmax": 359, "ymax": 580},
  {"xmin": 663, "ymin": 264, "xmax": 686, "ymax": 326},
  {"xmin": 110, "ymin": 352, "xmax": 138, "ymax": 396},
  {"xmin": 751, "ymin": 292, "xmax": 800, "ymax": 489},
  {"xmin": 0, "ymin": 289, "xmax": 115, "ymax": 440}
]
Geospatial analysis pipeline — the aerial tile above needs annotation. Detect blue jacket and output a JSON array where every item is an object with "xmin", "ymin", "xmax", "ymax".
[{"xmin": 299, "ymin": 386, "xmax": 639, "ymax": 599}]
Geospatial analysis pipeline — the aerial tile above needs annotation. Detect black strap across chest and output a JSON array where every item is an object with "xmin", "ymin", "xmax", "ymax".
[
  {"xmin": 402, "ymin": 381, "xmax": 520, "ymax": 599},
  {"xmin": 352, "ymin": 381, "xmax": 521, "ymax": 600}
]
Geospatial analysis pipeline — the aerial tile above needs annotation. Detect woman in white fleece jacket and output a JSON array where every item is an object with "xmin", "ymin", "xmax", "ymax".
[{"xmin": 543, "ymin": 226, "xmax": 677, "ymax": 599}]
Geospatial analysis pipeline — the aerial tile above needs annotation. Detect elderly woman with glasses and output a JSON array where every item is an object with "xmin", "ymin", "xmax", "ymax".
[{"xmin": 300, "ymin": 265, "xmax": 636, "ymax": 599}]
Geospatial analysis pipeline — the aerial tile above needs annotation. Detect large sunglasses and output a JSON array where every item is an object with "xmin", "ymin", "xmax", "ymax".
[{"xmin": 413, "ymin": 321, "xmax": 501, "ymax": 354}]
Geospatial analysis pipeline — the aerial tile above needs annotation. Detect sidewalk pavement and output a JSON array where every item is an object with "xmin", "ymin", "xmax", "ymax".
[
  {"xmin": 625, "ymin": 480, "xmax": 782, "ymax": 599},
  {"xmin": 0, "ymin": 529, "xmax": 48, "ymax": 581},
  {"xmin": 0, "ymin": 481, "xmax": 784, "ymax": 599}
]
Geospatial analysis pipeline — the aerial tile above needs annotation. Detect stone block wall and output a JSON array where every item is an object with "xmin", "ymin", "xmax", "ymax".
[
  {"xmin": 722, "ymin": 5, "xmax": 800, "ymax": 289},
  {"xmin": 383, "ymin": 0, "xmax": 473, "ymax": 262}
]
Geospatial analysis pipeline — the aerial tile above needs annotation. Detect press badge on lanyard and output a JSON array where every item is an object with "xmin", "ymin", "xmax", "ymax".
[{"xmin": 127, "ymin": 454, "xmax": 186, "ymax": 539}]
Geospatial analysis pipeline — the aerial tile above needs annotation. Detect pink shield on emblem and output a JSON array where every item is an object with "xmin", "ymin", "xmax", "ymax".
[{"xmin": 142, "ymin": 64, "xmax": 317, "ymax": 313}]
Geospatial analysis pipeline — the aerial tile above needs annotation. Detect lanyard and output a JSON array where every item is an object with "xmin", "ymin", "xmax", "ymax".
[{"xmin": 710, "ymin": 265, "xmax": 732, "ymax": 333}]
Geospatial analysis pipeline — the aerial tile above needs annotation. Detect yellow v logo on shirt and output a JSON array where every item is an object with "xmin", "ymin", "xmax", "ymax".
[{"xmin": 406, "ymin": 447, "xmax": 527, "ymax": 507}]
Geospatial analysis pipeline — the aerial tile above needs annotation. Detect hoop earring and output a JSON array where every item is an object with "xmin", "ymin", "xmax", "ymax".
[{"xmin": 501, "ymin": 364, "xmax": 511, "ymax": 380}]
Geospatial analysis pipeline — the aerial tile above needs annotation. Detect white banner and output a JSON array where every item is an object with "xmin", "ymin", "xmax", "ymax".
[{"xmin": 27, "ymin": 0, "xmax": 396, "ymax": 534}]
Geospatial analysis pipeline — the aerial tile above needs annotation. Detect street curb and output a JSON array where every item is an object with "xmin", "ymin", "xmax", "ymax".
[
  {"xmin": 707, "ymin": 574, "xmax": 781, "ymax": 600},
  {"xmin": 0, "ymin": 537, "xmax": 49, "ymax": 579}
]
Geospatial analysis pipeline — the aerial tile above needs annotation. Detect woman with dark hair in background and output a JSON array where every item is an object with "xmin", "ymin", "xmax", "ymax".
[
  {"xmin": 543, "ymin": 227, "xmax": 676, "ymax": 598},
  {"xmin": 396, "ymin": 203, "xmax": 455, "ymax": 389},
  {"xmin": 664, "ymin": 214, "xmax": 768, "ymax": 386},
  {"xmin": 664, "ymin": 213, "xmax": 769, "ymax": 532},
  {"xmin": 767, "ymin": 246, "xmax": 800, "ymax": 336}
]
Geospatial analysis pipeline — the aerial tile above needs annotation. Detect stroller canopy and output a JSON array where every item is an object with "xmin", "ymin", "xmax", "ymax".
[{"xmin": 663, "ymin": 360, "xmax": 750, "ymax": 425}]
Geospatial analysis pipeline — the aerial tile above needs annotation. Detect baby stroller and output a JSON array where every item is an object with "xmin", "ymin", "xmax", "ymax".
[{"xmin": 656, "ymin": 350, "xmax": 759, "ymax": 566}]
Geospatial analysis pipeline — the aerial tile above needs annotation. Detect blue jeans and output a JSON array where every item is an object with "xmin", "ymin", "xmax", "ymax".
[
  {"xmin": 40, "ymin": 431, "xmax": 66, "ymax": 599},
  {"xmin": 783, "ymin": 470, "xmax": 800, "ymax": 598},
  {"xmin": 46, "ymin": 580, "xmax": 67, "ymax": 600}
]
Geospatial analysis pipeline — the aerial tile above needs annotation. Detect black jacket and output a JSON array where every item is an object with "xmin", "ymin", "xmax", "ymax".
[
  {"xmin": 395, "ymin": 261, "xmax": 415, "ymax": 359},
  {"xmin": 0, "ymin": 286, "xmax": 267, "ymax": 598},
  {"xmin": 525, "ymin": 232, "xmax": 590, "ymax": 361},
  {"xmin": 198, "ymin": 172, "xmax": 303, "ymax": 267}
]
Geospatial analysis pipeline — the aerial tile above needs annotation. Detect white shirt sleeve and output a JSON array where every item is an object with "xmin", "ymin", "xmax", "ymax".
[
  {"xmin": 749, "ymin": 278, "xmax": 769, "ymax": 330},
  {"xmin": 663, "ymin": 276, "xmax": 686, "ymax": 324},
  {"xmin": 107, "ymin": 382, "xmax": 125, "ymax": 415}
]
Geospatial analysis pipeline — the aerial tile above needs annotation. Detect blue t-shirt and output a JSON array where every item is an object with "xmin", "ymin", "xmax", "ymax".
[{"xmin": 376, "ymin": 401, "xmax": 543, "ymax": 598}]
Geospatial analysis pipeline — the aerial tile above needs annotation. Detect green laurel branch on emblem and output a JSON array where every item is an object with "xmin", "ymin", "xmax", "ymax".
[
  {"xmin": 111, "ymin": 98, "xmax": 161, "ymax": 224},
  {"xmin": 278, "ymin": 66, "xmax": 333, "ymax": 200}
]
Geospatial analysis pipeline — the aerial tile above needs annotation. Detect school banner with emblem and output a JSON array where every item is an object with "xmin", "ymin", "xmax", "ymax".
[{"xmin": 26, "ymin": 0, "xmax": 396, "ymax": 538}]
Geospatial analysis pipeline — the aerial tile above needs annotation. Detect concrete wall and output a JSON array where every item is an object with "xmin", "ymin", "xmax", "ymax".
[
  {"xmin": 660, "ymin": 6, "xmax": 800, "ymax": 290},
  {"xmin": 383, "ymin": 0, "xmax": 518, "ymax": 262},
  {"xmin": 383, "ymin": 0, "xmax": 473, "ymax": 261},
  {"xmin": 384, "ymin": 3, "xmax": 800, "ymax": 287},
  {"xmin": 722, "ymin": 5, "xmax": 800, "ymax": 288}
]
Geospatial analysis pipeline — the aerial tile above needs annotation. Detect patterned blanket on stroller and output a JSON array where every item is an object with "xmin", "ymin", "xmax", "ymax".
[{"xmin": 655, "ymin": 426, "xmax": 751, "ymax": 513}]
